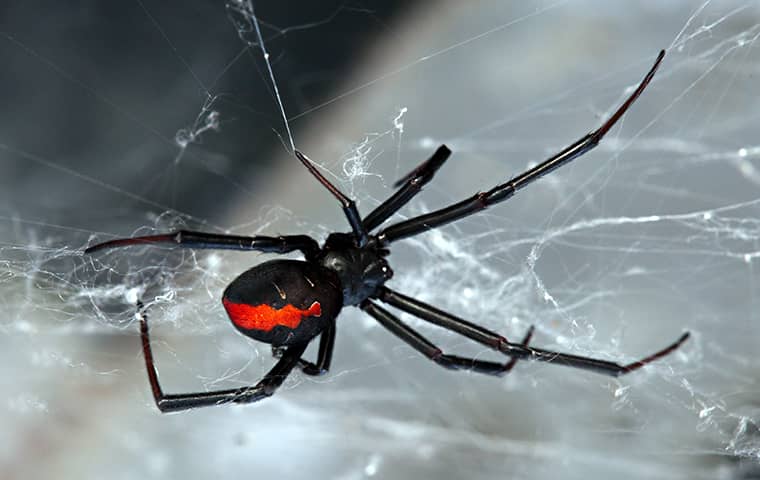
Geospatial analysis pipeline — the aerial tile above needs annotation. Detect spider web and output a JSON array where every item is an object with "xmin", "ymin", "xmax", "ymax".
[{"xmin": 1, "ymin": 1, "xmax": 759, "ymax": 478}]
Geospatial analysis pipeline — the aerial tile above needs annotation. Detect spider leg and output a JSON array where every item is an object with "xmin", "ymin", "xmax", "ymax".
[
  {"xmin": 361, "ymin": 300, "xmax": 534, "ymax": 376},
  {"xmin": 376, "ymin": 50, "xmax": 665, "ymax": 245},
  {"xmin": 362, "ymin": 145, "xmax": 452, "ymax": 231},
  {"xmin": 295, "ymin": 150, "xmax": 369, "ymax": 246},
  {"xmin": 272, "ymin": 322, "xmax": 336, "ymax": 376},
  {"xmin": 375, "ymin": 287, "xmax": 689, "ymax": 377},
  {"xmin": 85, "ymin": 230, "xmax": 319, "ymax": 258},
  {"xmin": 138, "ymin": 302, "xmax": 308, "ymax": 413}
]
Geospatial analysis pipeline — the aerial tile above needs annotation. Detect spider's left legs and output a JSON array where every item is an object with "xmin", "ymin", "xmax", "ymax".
[
  {"xmin": 138, "ymin": 302, "xmax": 307, "ymax": 413},
  {"xmin": 361, "ymin": 300, "xmax": 533, "ymax": 376},
  {"xmin": 85, "ymin": 230, "xmax": 319, "ymax": 258},
  {"xmin": 375, "ymin": 287, "xmax": 689, "ymax": 377},
  {"xmin": 273, "ymin": 322, "xmax": 336, "ymax": 376}
]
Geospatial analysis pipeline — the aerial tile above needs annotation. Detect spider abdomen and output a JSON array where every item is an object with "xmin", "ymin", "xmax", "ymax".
[{"xmin": 222, "ymin": 260, "xmax": 342, "ymax": 346}]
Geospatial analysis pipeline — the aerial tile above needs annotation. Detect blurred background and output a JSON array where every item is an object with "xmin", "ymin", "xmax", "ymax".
[{"xmin": 1, "ymin": 1, "xmax": 759, "ymax": 479}]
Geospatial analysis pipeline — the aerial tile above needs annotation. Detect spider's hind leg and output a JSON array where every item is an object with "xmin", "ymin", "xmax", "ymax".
[
  {"xmin": 138, "ymin": 301, "xmax": 308, "ymax": 413},
  {"xmin": 272, "ymin": 322, "xmax": 336, "ymax": 376}
]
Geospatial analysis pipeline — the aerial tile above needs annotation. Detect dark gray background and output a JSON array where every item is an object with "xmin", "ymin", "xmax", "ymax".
[{"xmin": 0, "ymin": 1, "xmax": 407, "ymax": 225}]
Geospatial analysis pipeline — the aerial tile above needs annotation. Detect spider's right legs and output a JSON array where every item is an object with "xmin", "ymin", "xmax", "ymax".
[
  {"xmin": 362, "ymin": 145, "xmax": 451, "ymax": 231},
  {"xmin": 375, "ymin": 287, "xmax": 689, "ymax": 377},
  {"xmin": 361, "ymin": 300, "xmax": 534, "ymax": 376},
  {"xmin": 139, "ymin": 303, "xmax": 307, "ymax": 413},
  {"xmin": 376, "ymin": 51, "xmax": 665, "ymax": 245}
]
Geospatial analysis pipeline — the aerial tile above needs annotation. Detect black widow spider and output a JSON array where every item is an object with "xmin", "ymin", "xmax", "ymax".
[{"xmin": 86, "ymin": 50, "xmax": 689, "ymax": 413}]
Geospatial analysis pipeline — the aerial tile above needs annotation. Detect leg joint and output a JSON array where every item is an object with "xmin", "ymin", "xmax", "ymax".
[
  {"xmin": 155, "ymin": 398, "xmax": 172, "ymax": 413},
  {"xmin": 430, "ymin": 350, "xmax": 460, "ymax": 371}
]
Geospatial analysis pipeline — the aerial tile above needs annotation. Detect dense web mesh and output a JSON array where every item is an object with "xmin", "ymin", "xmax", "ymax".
[{"xmin": 1, "ymin": 1, "xmax": 759, "ymax": 479}]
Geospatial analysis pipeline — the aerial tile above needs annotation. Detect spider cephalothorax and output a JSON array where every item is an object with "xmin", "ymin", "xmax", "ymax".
[
  {"xmin": 86, "ymin": 50, "xmax": 689, "ymax": 413},
  {"xmin": 317, "ymin": 232, "xmax": 393, "ymax": 305}
]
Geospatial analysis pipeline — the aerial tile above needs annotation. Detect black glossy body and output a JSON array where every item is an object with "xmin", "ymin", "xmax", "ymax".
[
  {"xmin": 221, "ymin": 232, "xmax": 393, "ymax": 346},
  {"xmin": 86, "ymin": 51, "xmax": 690, "ymax": 413},
  {"xmin": 223, "ymin": 260, "xmax": 343, "ymax": 346}
]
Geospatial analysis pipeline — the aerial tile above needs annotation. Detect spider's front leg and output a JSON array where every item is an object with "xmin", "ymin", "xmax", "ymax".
[
  {"xmin": 138, "ymin": 302, "xmax": 307, "ymax": 413},
  {"xmin": 294, "ymin": 150, "xmax": 369, "ymax": 246},
  {"xmin": 362, "ymin": 145, "xmax": 452, "ymax": 231},
  {"xmin": 376, "ymin": 50, "xmax": 666, "ymax": 244}
]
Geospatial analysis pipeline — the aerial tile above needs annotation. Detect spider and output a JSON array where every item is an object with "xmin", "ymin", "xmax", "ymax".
[{"xmin": 86, "ymin": 50, "xmax": 689, "ymax": 413}]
